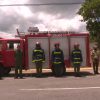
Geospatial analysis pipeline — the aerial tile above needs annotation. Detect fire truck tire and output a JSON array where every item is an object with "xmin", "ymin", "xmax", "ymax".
[
  {"xmin": 3, "ymin": 67, "xmax": 11, "ymax": 75},
  {"xmin": 0, "ymin": 65, "xmax": 11, "ymax": 75}
]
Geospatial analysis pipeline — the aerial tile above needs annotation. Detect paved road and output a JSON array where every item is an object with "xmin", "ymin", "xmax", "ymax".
[{"xmin": 1, "ymin": 68, "xmax": 100, "ymax": 100}]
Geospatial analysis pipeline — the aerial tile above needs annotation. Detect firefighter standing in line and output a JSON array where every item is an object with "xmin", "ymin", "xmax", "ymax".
[
  {"xmin": 14, "ymin": 44, "xmax": 23, "ymax": 79},
  {"xmin": 51, "ymin": 43, "xmax": 65, "ymax": 77},
  {"xmin": 91, "ymin": 45, "xmax": 100, "ymax": 74},
  {"xmin": 71, "ymin": 43, "xmax": 83, "ymax": 76},
  {"xmin": 32, "ymin": 42, "xmax": 45, "ymax": 77}
]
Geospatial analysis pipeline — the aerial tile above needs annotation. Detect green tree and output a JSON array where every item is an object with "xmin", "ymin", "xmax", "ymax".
[{"xmin": 78, "ymin": 0, "xmax": 100, "ymax": 47}]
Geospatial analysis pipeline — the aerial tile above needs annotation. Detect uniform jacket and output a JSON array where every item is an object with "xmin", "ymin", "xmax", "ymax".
[
  {"xmin": 15, "ymin": 49, "xmax": 23, "ymax": 66},
  {"xmin": 51, "ymin": 48, "xmax": 64, "ymax": 64},
  {"xmin": 71, "ymin": 49, "xmax": 83, "ymax": 64},
  {"xmin": 32, "ymin": 48, "xmax": 45, "ymax": 62}
]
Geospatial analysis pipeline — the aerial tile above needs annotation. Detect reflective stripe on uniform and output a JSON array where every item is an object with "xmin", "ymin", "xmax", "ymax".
[
  {"xmin": 74, "ymin": 58, "xmax": 80, "ymax": 60},
  {"xmin": 32, "ymin": 59, "xmax": 43, "ymax": 62},
  {"xmin": 34, "ymin": 50, "xmax": 43, "ymax": 52},
  {"xmin": 73, "ymin": 62, "xmax": 81, "ymax": 64},
  {"xmin": 73, "ymin": 52, "xmax": 81, "ymax": 54},
  {"xmin": 53, "ymin": 62, "xmax": 62, "ymax": 64},
  {"xmin": 32, "ymin": 60, "xmax": 35, "ymax": 62},
  {"xmin": 54, "ymin": 52, "xmax": 61, "ymax": 54}
]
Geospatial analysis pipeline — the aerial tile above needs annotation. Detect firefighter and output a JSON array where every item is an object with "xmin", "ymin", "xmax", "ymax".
[
  {"xmin": 51, "ymin": 43, "xmax": 65, "ymax": 77},
  {"xmin": 91, "ymin": 45, "xmax": 100, "ymax": 74},
  {"xmin": 71, "ymin": 43, "xmax": 83, "ymax": 76},
  {"xmin": 32, "ymin": 42, "xmax": 45, "ymax": 77},
  {"xmin": 14, "ymin": 44, "xmax": 23, "ymax": 79}
]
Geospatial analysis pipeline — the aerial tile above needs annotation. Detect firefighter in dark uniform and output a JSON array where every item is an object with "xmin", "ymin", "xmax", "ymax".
[
  {"xmin": 51, "ymin": 43, "xmax": 65, "ymax": 77},
  {"xmin": 71, "ymin": 43, "xmax": 83, "ymax": 76},
  {"xmin": 32, "ymin": 42, "xmax": 45, "ymax": 77},
  {"xmin": 91, "ymin": 45, "xmax": 100, "ymax": 74},
  {"xmin": 14, "ymin": 44, "xmax": 23, "ymax": 79}
]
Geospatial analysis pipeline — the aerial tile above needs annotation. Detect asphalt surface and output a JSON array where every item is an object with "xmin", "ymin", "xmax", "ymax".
[{"xmin": 1, "ymin": 68, "xmax": 100, "ymax": 100}]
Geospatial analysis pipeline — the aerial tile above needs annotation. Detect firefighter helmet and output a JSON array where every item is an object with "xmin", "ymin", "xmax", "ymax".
[
  {"xmin": 74, "ymin": 43, "xmax": 79, "ymax": 48},
  {"xmin": 36, "ymin": 42, "xmax": 41, "ymax": 47},
  {"xmin": 74, "ymin": 43, "xmax": 79, "ymax": 46}
]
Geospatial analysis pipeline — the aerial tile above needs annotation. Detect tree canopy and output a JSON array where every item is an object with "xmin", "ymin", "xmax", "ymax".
[{"xmin": 78, "ymin": 0, "xmax": 100, "ymax": 46}]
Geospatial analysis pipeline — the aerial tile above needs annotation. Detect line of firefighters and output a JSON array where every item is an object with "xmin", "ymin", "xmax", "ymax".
[
  {"xmin": 32, "ymin": 42, "xmax": 83, "ymax": 77},
  {"xmin": 15, "ymin": 42, "xmax": 99, "ymax": 78},
  {"xmin": 0, "ymin": 42, "xmax": 99, "ymax": 79}
]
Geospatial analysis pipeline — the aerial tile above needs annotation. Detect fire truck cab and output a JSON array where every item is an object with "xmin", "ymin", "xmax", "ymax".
[{"xmin": 0, "ymin": 39, "xmax": 24, "ymax": 75}]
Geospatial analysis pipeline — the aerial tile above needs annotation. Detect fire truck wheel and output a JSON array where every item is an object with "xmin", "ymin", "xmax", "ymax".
[
  {"xmin": 3, "ymin": 67, "xmax": 11, "ymax": 75},
  {"xmin": 0, "ymin": 65, "xmax": 11, "ymax": 76}
]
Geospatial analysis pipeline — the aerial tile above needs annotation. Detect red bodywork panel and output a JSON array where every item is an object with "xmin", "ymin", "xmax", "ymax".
[
  {"xmin": 3, "ymin": 50, "xmax": 15, "ymax": 67},
  {"xmin": 0, "ymin": 39, "xmax": 26, "ymax": 69}
]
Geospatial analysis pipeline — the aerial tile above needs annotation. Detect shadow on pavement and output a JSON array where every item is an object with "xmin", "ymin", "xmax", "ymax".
[
  {"xmin": 4, "ymin": 71, "xmax": 94, "ymax": 78},
  {"xmin": 65, "ymin": 71, "xmax": 94, "ymax": 77}
]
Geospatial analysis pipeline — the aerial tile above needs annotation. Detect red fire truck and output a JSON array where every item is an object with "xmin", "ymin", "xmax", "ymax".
[{"xmin": 0, "ymin": 31, "xmax": 91, "ymax": 75}]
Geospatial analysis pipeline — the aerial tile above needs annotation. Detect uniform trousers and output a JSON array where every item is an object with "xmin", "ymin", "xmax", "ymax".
[
  {"xmin": 93, "ymin": 59, "xmax": 99, "ymax": 74},
  {"xmin": 15, "ymin": 66, "xmax": 23, "ymax": 78},
  {"xmin": 35, "ymin": 61, "xmax": 43, "ymax": 77}
]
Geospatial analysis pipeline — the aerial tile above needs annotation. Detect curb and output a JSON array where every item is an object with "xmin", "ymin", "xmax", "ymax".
[{"xmin": 21, "ymin": 67, "xmax": 93, "ymax": 73}]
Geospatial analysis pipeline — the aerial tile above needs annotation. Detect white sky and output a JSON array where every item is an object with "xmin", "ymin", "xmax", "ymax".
[{"xmin": 0, "ymin": 0, "xmax": 86, "ymax": 38}]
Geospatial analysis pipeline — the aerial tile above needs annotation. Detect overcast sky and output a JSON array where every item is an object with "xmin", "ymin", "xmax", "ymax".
[{"xmin": 0, "ymin": 0, "xmax": 86, "ymax": 38}]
